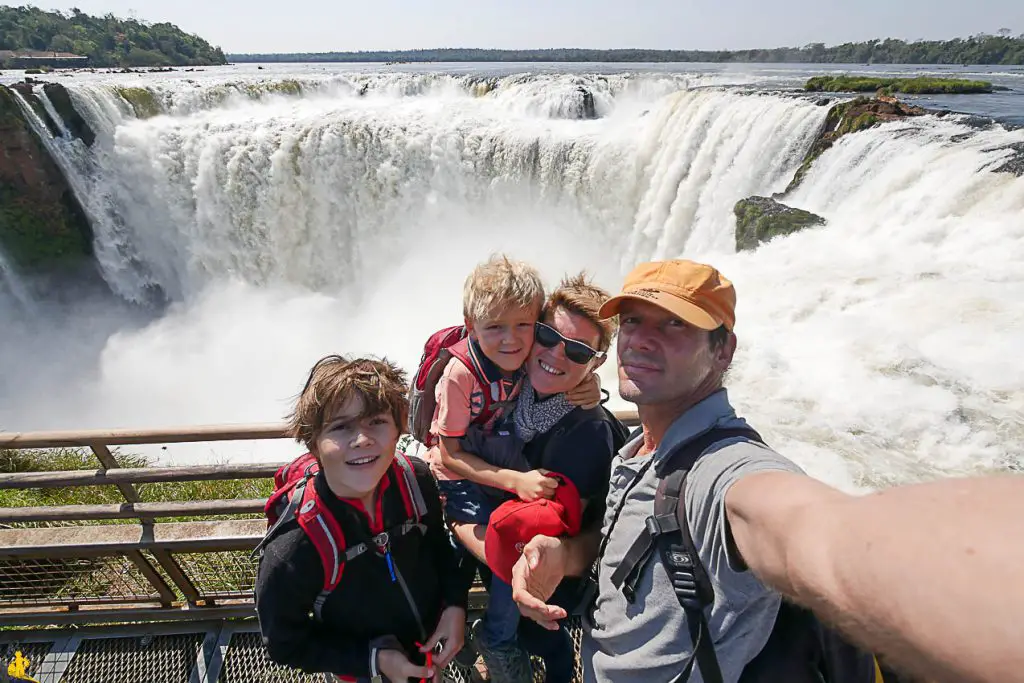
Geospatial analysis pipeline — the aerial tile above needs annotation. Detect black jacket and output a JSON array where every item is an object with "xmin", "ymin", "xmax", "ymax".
[{"xmin": 255, "ymin": 455, "xmax": 472, "ymax": 678}]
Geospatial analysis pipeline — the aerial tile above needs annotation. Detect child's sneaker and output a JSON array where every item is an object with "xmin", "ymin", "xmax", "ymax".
[{"xmin": 470, "ymin": 619, "xmax": 532, "ymax": 683}]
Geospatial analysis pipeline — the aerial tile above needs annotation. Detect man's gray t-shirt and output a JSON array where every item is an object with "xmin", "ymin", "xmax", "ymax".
[{"xmin": 582, "ymin": 389, "xmax": 804, "ymax": 683}]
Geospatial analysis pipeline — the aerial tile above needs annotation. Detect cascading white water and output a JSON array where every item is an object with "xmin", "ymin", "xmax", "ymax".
[
  {"xmin": 0, "ymin": 244, "xmax": 34, "ymax": 316},
  {"xmin": 48, "ymin": 78, "xmax": 827, "ymax": 302},
  {"xmin": 4, "ymin": 68, "xmax": 1022, "ymax": 487}
]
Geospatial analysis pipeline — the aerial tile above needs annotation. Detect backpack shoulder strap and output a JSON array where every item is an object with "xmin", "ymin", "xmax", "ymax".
[
  {"xmin": 610, "ymin": 426, "xmax": 764, "ymax": 683},
  {"xmin": 391, "ymin": 452, "xmax": 429, "ymax": 524},
  {"xmin": 592, "ymin": 405, "xmax": 632, "ymax": 454},
  {"xmin": 293, "ymin": 477, "xmax": 349, "ymax": 621},
  {"xmin": 609, "ymin": 427, "xmax": 764, "ymax": 595},
  {"xmin": 449, "ymin": 337, "xmax": 502, "ymax": 420}
]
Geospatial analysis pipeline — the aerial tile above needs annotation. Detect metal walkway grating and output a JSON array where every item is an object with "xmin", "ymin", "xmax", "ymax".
[
  {"xmin": 0, "ymin": 619, "xmax": 588, "ymax": 683},
  {"xmin": 59, "ymin": 633, "xmax": 204, "ymax": 683},
  {"xmin": 0, "ymin": 640, "xmax": 53, "ymax": 679},
  {"xmin": 217, "ymin": 631, "xmax": 325, "ymax": 683}
]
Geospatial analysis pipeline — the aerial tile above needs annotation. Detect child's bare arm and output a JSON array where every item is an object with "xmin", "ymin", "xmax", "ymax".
[
  {"xmin": 565, "ymin": 371, "xmax": 602, "ymax": 409},
  {"xmin": 438, "ymin": 436, "xmax": 557, "ymax": 500}
]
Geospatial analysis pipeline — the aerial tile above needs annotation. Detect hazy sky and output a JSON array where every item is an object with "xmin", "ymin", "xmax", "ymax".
[{"xmin": 35, "ymin": 0, "xmax": 1024, "ymax": 54}]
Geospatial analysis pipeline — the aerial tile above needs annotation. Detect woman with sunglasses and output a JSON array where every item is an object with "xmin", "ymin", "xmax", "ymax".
[{"xmin": 454, "ymin": 272, "xmax": 629, "ymax": 683}]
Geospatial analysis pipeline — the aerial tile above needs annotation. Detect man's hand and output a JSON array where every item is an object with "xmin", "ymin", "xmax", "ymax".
[
  {"xmin": 377, "ymin": 648, "xmax": 432, "ymax": 683},
  {"xmin": 419, "ymin": 606, "xmax": 465, "ymax": 682},
  {"xmin": 514, "ymin": 470, "xmax": 558, "ymax": 501},
  {"xmin": 511, "ymin": 535, "xmax": 570, "ymax": 631},
  {"xmin": 565, "ymin": 372, "xmax": 601, "ymax": 409}
]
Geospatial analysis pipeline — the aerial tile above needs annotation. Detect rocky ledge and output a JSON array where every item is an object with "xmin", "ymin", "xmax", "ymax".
[
  {"xmin": 786, "ymin": 96, "xmax": 927, "ymax": 193},
  {"xmin": 0, "ymin": 84, "xmax": 93, "ymax": 270},
  {"xmin": 734, "ymin": 196, "xmax": 826, "ymax": 251}
]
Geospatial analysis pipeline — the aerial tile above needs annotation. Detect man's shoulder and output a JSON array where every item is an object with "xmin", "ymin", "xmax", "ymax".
[
  {"xmin": 681, "ymin": 428, "xmax": 805, "ymax": 534},
  {"xmin": 688, "ymin": 428, "xmax": 804, "ymax": 485}
]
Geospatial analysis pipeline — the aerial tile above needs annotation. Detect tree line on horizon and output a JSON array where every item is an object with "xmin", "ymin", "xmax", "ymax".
[
  {"xmin": 229, "ymin": 34, "xmax": 1024, "ymax": 65},
  {"xmin": 0, "ymin": 5, "xmax": 227, "ymax": 68}
]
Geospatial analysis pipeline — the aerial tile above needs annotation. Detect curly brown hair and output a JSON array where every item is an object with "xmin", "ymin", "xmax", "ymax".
[{"xmin": 286, "ymin": 355, "xmax": 409, "ymax": 449}]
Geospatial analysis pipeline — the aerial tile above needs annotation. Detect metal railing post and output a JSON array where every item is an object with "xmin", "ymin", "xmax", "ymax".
[{"xmin": 89, "ymin": 441, "xmax": 182, "ymax": 607}]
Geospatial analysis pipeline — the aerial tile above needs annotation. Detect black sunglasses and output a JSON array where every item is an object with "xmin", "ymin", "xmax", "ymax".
[{"xmin": 534, "ymin": 322, "xmax": 605, "ymax": 365}]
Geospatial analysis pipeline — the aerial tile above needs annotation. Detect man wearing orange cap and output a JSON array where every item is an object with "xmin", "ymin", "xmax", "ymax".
[
  {"xmin": 510, "ymin": 259, "xmax": 1024, "ymax": 683},
  {"xmin": 553, "ymin": 259, "xmax": 810, "ymax": 683}
]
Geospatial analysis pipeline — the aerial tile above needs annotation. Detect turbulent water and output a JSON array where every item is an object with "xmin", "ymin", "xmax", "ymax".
[{"xmin": 1, "ymin": 63, "xmax": 1022, "ymax": 488}]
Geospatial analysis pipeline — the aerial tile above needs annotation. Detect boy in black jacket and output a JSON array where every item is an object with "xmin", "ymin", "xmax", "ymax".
[{"xmin": 255, "ymin": 355, "xmax": 471, "ymax": 682}]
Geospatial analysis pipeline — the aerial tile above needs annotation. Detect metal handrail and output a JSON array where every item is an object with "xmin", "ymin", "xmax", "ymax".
[
  {"xmin": 0, "ymin": 463, "xmax": 285, "ymax": 490},
  {"xmin": 0, "ymin": 499, "xmax": 267, "ymax": 524},
  {"xmin": 0, "ymin": 423, "xmax": 289, "ymax": 448},
  {"xmin": 0, "ymin": 410, "xmax": 640, "ymax": 450},
  {"xmin": 0, "ymin": 413, "xmax": 641, "ymax": 625}
]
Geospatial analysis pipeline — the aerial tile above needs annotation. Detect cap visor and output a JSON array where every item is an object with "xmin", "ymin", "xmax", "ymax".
[{"xmin": 599, "ymin": 292, "xmax": 720, "ymax": 330}]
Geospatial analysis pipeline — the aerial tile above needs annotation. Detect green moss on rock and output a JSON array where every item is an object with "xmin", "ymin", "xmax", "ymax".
[
  {"xmin": 734, "ymin": 196, "xmax": 825, "ymax": 251},
  {"xmin": 786, "ymin": 96, "xmax": 925, "ymax": 193},
  {"xmin": 244, "ymin": 79, "xmax": 304, "ymax": 97},
  {"xmin": 0, "ymin": 185, "xmax": 91, "ymax": 267},
  {"xmin": 115, "ymin": 86, "xmax": 162, "ymax": 119}
]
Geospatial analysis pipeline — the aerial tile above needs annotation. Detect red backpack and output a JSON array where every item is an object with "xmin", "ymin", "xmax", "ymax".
[
  {"xmin": 253, "ymin": 451, "xmax": 429, "ymax": 621},
  {"xmin": 407, "ymin": 325, "xmax": 509, "ymax": 447}
]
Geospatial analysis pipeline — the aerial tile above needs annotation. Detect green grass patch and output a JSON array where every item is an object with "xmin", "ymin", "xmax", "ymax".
[
  {"xmin": 1, "ymin": 448, "xmax": 271, "ymax": 600},
  {"xmin": 805, "ymin": 75, "xmax": 993, "ymax": 94},
  {"xmin": 0, "ymin": 447, "xmax": 273, "ymax": 526}
]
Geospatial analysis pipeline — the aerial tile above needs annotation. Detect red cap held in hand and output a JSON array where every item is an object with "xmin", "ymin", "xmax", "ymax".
[{"xmin": 484, "ymin": 473, "xmax": 583, "ymax": 584}]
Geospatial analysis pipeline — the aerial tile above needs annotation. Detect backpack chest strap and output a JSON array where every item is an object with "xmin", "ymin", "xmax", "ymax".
[
  {"xmin": 343, "ymin": 521, "xmax": 429, "ymax": 562},
  {"xmin": 609, "ymin": 469, "xmax": 714, "ymax": 606}
]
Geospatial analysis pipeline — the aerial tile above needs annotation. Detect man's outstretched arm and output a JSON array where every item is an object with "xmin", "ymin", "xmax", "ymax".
[{"xmin": 726, "ymin": 471, "xmax": 1024, "ymax": 683}]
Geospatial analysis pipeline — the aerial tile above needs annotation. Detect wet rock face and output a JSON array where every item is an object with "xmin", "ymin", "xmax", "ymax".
[
  {"xmin": 0, "ymin": 85, "xmax": 93, "ymax": 270},
  {"xmin": 734, "ymin": 196, "xmax": 826, "ymax": 251},
  {"xmin": 42, "ymin": 82, "xmax": 96, "ymax": 146},
  {"xmin": 575, "ymin": 87, "xmax": 597, "ymax": 120},
  {"xmin": 786, "ymin": 96, "xmax": 926, "ymax": 193},
  {"xmin": 992, "ymin": 142, "xmax": 1024, "ymax": 177}
]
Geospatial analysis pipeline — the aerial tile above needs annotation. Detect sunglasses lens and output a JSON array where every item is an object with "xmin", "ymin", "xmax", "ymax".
[
  {"xmin": 535, "ymin": 323, "xmax": 561, "ymax": 348},
  {"xmin": 535, "ymin": 323, "xmax": 597, "ymax": 365},
  {"xmin": 563, "ymin": 341, "xmax": 596, "ymax": 364}
]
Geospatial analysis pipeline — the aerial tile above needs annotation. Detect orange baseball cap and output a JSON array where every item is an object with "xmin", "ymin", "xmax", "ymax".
[{"xmin": 598, "ymin": 260, "xmax": 736, "ymax": 331}]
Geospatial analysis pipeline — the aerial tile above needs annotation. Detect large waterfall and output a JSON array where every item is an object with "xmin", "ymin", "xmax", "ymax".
[{"xmin": 3, "ymin": 66, "xmax": 1022, "ymax": 488}]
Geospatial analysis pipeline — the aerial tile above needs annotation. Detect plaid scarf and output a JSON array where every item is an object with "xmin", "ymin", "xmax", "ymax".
[{"xmin": 513, "ymin": 379, "xmax": 576, "ymax": 442}]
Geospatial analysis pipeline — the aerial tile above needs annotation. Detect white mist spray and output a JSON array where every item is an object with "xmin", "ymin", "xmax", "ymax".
[{"xmin": 3, "ymin": 72, "xmax": 1021, "ymax": 489}]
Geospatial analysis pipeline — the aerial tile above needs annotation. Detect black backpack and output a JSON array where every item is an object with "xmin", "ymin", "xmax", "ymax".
[{"xmin": 608, "ymin": 426, "xmax": 880, "ymax": 683}]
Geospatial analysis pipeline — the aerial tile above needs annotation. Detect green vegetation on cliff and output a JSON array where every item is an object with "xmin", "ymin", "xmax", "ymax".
[
  {"xmin": 0, "ymin": 84, "xmax": 93, "ymax": 269},
  {"xmin": 806, "ymin": 75, "xmax": 994, "ymax": 94},
  {"xmin": 229, "ymin": 34, "xmax": 1024, "ymax": 64},
  {"xmin": 0, "ymin": 5, "xmax": 226, "ymax": 68}
]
